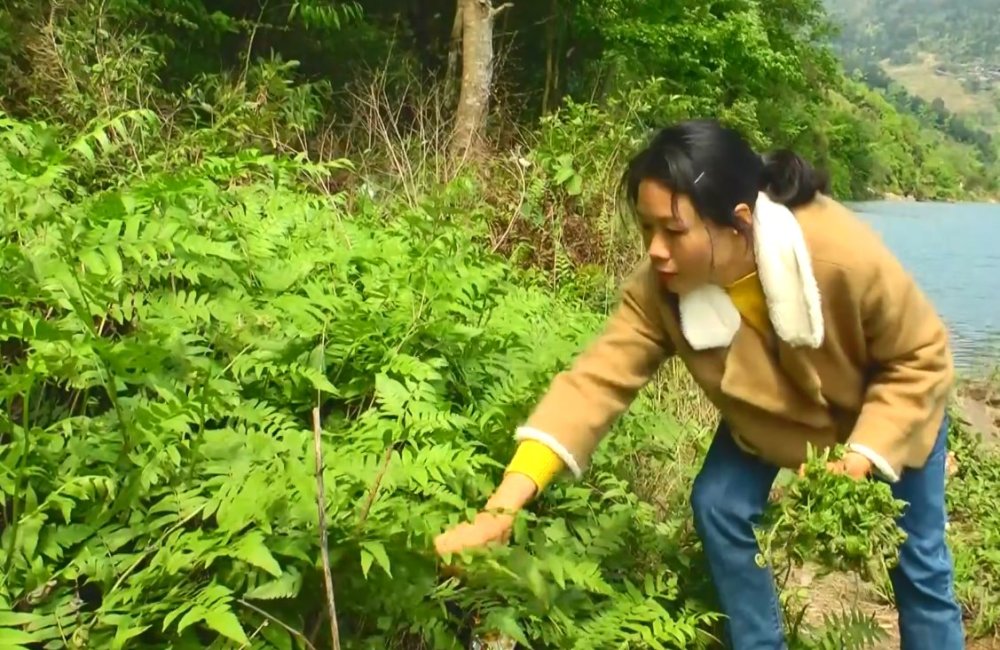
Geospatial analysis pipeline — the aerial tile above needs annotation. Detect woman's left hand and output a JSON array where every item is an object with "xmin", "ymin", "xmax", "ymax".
[{"xmin": 798, "ymin": 451, "xmax": 873, "ymax": 480}]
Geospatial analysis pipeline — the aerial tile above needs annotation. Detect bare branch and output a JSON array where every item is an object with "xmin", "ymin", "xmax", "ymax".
[
  {"xmin": 357, "ymin": 446, "xmax": 394, "ymax": 531},
  {"xmin": 237, "ymin": 599, "xmax": 319, "ymax": 650},
  {"xmin": 313, "ymin": 406, "xmax": 341, "ymax": 650},
  {"xmin": 490, "ymin": 2, "xmax": 514, "ymax": 18}
]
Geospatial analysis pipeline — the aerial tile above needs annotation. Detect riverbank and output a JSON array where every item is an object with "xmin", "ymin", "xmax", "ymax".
[
  {"xmin": 881, "ymin": 190, "xmax": 1000, "ymax": 203},
  {"xmin": 956, "ymin": 369, "xmax": 1000, "ymax": 447},
  {"xmin": 794, "ymin": 372, "xmax": 1000, "ymax": 648}
]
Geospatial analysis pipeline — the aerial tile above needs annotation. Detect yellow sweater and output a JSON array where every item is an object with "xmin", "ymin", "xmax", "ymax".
[{"xmin": 505, "ymin": 272, "xmax": 772, "ymax": 491}]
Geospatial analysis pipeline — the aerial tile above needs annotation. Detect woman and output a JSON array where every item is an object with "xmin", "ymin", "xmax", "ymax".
[{"xmin": 433, "ymin": 119, "xmax": 965, "ymax": 649}]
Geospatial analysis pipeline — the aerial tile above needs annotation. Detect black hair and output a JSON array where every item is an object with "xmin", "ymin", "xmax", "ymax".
[{"xmin": 619, "ymin": 119, "xmax": 829, "ymax": 235}]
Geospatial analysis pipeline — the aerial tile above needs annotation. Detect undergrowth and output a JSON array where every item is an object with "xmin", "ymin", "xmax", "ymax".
[
  {"xmin": 1, "ymin": 108, "xmax": 999, "ymax": 649},
  {"xmin": 0, "ymin": 112, "xmax": 718, "ymax": 649},
  {"xmin": 946, "ymin": 408, "xmax": 1000, "ymax": 637}
]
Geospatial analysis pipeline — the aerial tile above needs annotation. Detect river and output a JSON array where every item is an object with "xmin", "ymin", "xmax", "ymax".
[{"xmin": 850, "ymin": 200, "xmax": 999, "ymax": 371}]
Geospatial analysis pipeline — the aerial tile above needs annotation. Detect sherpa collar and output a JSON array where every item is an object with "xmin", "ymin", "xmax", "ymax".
[{"xmin": 678, "ymin": 192, "xmax": 824, "ymax": 350}]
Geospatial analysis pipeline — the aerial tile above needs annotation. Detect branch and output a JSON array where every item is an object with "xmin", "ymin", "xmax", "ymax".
[
  {"xmin": 237, "ymin": 599, "xmax": 319, "ymax": 650},
  {"xmin": 313, "ymin": 406, "xmax": 341, "ymax": 650},
  {"xmin": 357, "ymin": 446, "xmax": 394, "ymax": 532},
  {"xmin": 489, "ymin": 1, "xmax": 514, "ymax": 18}
]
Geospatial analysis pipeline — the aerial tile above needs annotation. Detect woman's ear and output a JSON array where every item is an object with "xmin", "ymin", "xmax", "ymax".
[{"xmin": 733, "ymin": 202, "xmax": 753, "ymax": 230}]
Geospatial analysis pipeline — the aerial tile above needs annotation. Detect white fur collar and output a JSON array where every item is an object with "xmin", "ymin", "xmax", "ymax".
[{"xmin": 678, "ymin": 192, "xmax": 824, "ymax": 350}]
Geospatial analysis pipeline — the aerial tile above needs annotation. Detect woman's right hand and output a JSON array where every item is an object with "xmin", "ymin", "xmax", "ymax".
[
  {"xmin": 433, "ymin": 510, "xmax": 516, "ymax": 555},
  {"xmin": 433, "ymin": 472, "xmax": 538, "ymax": 556}
]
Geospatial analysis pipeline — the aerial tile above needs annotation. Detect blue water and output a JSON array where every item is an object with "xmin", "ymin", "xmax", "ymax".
[{"xmin": 850, "ymin": 201, "xmax": 999, "ymax": 370}]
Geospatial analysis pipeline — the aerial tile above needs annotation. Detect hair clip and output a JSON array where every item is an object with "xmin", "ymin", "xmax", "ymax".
[{"xmin": 694, "ymin": 171, "xmax": 706, "ymax": 185}]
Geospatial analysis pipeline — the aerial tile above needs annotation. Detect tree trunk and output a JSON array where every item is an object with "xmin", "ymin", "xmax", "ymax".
[
  {"xmin": 451, "ymin": 0, "xmax": 508, "ymax": 159},
  {"xmin": 445, "ymin": 2, "xmax": 463, "ymax": 94},
  {"xmin": 541, "ymin": 0, "xmax": 558, "ymax": 114}
]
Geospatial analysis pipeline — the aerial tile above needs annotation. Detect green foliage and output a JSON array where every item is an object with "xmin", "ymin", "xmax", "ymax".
[
  {"xmin": 826, "ymin": 0, "xmax": 1000, "ymax": 69},
  {"xmin": 753, "ymin": 446, "xmax": 909, "ymax": 649},
  {"xmin": 758, "ymin": 445, "xmax": 908, "ymax": 583},
  {"xmin": 789, "ymin": 609, "xmax": 889, "ymax": 650},
  {"xmin": 0, "ymin": 112, "xmax": 723, "ymax": 648},
  {"xmin": 944, "ymin": 412, "xmax": 1000, "ymax": 637},
  {"xmin": 826, "ymin": 0, "xmax": 1000, "ymax": 170},
  {"xmin": 2, "ymin": 0, "xmax": 995, "ymax": 202},
  {"xmin": 0, "ymin": 0, "xmax": 998, "ymax": 646},
  {"xmin": 811, "ymin": 79, "xmax": 998, "ymax": 200}
]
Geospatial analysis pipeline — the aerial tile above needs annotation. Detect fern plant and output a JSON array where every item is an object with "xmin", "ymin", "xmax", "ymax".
[
  {"xmin": 754, "ymin": 445, "xmax": 908, "ymax": 649},
  {"xmin": 0, "ymin": 111, "xmax": 725, "ymax": 649},
  {"xmin": 790, "ymin": 609, "xmax": 888, "ymax": 650}
]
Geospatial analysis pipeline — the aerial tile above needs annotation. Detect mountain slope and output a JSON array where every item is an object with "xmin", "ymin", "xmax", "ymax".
[
  {"xmin": 825, "ymin": 0, "xmax": 1000, "ymax": 135},
  {"xmin": 827, "ymin": 0, "xmax": 999, "ymax": 67}
]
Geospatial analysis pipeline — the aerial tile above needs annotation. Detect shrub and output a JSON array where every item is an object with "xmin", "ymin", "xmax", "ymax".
[{"xmin": 0, "ymin": 112, "xmax": 718, "ymax": 649}]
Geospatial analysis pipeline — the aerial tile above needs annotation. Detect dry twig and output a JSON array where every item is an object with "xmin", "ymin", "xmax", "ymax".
[{"xmin": 312, "ymin": 406, "xmax": 341, "ymax": 650}]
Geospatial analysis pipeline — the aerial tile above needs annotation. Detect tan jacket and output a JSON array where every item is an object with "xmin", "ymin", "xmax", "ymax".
[{"xmin": 518, "ymin": 195, "xmax": 954, "ymax": 479}]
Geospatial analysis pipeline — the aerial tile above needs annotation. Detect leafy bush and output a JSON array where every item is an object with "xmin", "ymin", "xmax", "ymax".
[
  {"xmin": 945, "ymin": 411, "xmax": 1000, "ymax": 636},
  {"xmin": 2, "ymin": 109, "xmax": 995, "ymax": 650},
  {"xmin": 759, "ymin": 446, "xmax": 908, "ymax": 583},
  {"xmin": 0, "ymin": 113, "xmax": 719, "ymax": 649}
]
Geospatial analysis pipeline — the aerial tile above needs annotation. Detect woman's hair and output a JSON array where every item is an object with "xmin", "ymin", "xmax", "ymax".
[{"xmin": 619, "ymin": 119, "xmax": 829, "ymax": 234}]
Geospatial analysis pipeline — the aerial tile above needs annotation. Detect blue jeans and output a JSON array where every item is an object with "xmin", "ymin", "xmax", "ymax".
[{"xmin": 691, "ymin": 417, "xmax": 965, "ymax": 649}]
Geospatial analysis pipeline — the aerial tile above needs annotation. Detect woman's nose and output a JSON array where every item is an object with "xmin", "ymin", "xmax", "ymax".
[{"xmin": 647, "ymin": 232, "xmax": 670, "ymax": 261}]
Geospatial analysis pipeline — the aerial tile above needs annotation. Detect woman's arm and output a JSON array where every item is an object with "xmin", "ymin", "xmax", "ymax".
[
  {"xmin": 434, "ymin": 262, "xmax": 674, "ymax": 555},
  {"xmin": 846, "ymin": 233, "xmax": 954, "ymax": 481},
  {"xmin": 513, "ymin": 260, "xmax": 675, "ymax": 478}
]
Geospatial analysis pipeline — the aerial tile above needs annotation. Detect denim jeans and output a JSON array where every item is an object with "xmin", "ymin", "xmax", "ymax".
[{"xmin": 690, "ymin": 417, "xmax": 965, "ymax": 649}]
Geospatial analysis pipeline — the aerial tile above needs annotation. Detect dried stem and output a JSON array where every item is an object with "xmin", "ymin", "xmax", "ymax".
[
  {"xmin": 237, "ymin": 598, "xmax": 318, "ymax": 650},
  {"xmin": 357, "ymin": 446, "xmax": 394, "ymax": 531},
  {"xmin": 312, "ymin": 405, "xmax": 341, "ymax": 650}
]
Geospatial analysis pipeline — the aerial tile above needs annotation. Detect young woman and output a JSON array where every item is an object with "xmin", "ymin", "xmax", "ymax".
[{"xmin": 433, "ymin": 119, "xmax": 965, "ymax": 649}]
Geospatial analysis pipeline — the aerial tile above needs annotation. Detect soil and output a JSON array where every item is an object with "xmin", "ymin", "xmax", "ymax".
[
  {"xmin": 955, "ymin": 379, "xmax": 1000, "ymax": 448},
  {"xmin": 793, "ymin": 562, "xmax": 1000, "ymax": 649}
]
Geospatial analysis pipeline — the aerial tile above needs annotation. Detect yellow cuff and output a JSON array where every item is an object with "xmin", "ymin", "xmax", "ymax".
[{"xmin": 505, "ymin": 440, "xmax": 565, "ymax": 493}]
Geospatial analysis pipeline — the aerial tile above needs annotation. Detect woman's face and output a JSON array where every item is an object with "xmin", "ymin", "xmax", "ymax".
[{"xmin": 635, "ymin": 179, "xmax": 751, "ymax": 295}]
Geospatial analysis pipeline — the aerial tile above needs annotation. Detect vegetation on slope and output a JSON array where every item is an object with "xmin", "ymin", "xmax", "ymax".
[
  {"xmin": 826, "ymin": 0, "xmax": 1000, "ymax": 146},
  {"xmin": 1, "ymin": 105, "xmax": 999, "ymax": 650},
  {"xmin": 0, "ymin": 112, "xmax": 724, "ymax": 648},
  {"xmin": 827, "ymin": 0, "xmax": 1000, "ymax": 69},
  {"xmin": 0, "ymin": 0, "xmax": 997, "ymax": 200},
  {"xmin": 0, "ymin": 1, "xmax": 999, "ymax": 649}
]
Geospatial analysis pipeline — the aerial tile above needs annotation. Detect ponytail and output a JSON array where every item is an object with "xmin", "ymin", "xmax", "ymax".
[
  {"xmin": 620, "ymin": 121, "xmax": 829, "ymax": 235},
  {"xmin": 759, "ymin": 149, "xmax": 828, "ymax": 208}
]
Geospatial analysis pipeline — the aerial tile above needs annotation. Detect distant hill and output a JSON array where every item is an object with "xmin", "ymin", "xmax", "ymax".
[
  {"xmin": 826, "ymin": 0, "xmax": 999, "ymax": 69},
  {"xmin": 824, "ymin": 0, "xmax": 1000, "ymax": 135}
]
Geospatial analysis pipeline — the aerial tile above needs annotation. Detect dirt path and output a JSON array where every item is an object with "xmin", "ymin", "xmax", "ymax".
[
  {"xmin": 788, "ymin": 563, "xmax": 895, "ymax": 646},
  {"xmin": 955, "ymin": 379, "xmax": 1000, "ymax": 448}
]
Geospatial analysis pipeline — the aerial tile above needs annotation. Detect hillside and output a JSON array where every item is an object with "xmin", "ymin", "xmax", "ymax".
[
  {"xmin": 1, "ymin": 1, "xmax": 1000, "ymax": 648},
  {"xmin": 826, "ymin": 0, "xmax": 998, "ymax": 65},
  {"xmin": 825, "ymin": 0, "xmax": 1000, "ymax": 134}
]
